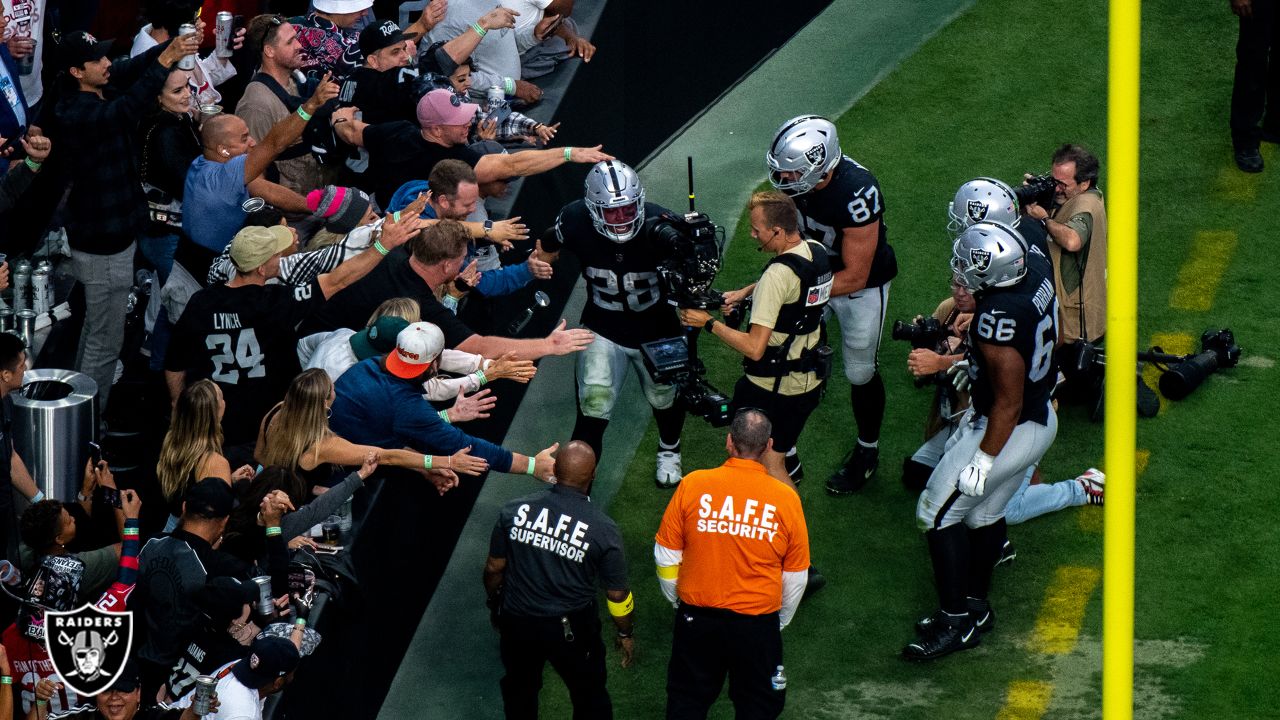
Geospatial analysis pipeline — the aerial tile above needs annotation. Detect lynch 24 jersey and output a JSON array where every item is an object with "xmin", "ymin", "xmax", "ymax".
[
  {"xmin": 966, "ymin": 246, "xmax": 1058, "ymax": 426},
  {"xmin": 792, "ymin": 156, "xmax": 898, "ymax": 288},
  {"xmin": 552, "ymin": 200, "xmax": 681, "ymax": 348}
]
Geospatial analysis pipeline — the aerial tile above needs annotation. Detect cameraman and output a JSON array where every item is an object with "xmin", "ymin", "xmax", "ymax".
[
  {"xmin": 679, "ymin": 191, "xmax": 832, "ymax": 485},
  {"xmin": 538, "ymin": 161, "xmax": 689, "ymax": 488},
  {"xmin": 1022, "ymin": 144, "xmax": 1107, "ymax": 401}
]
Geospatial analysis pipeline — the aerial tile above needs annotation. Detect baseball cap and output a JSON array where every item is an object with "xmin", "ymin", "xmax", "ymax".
[
  {"xmin": 105, "ymin": 660, "xmax": 141, "ymax": 694},
  {"xmin": 231, "ymin": 636, "xmax": 301, "ymax": 689},
  {"xmin": 183, "ymin": 477, "xmax": 237, "ymax": 519},
  {"xmin": 349, "ymin": 316, "xmax": 411, "ymax": 361},
  {"xmin": 59, "ymin": 31, "xmax": 113, "ymax": 71},
  {"xmin": 313, "ymin": 0, "xmax": 373, "ymax": 12},
  {"xmin": 385, "ymin": 322, "xmax": 445, "ymax": 379},
  {"xmin": 197, "ymin": 577, "xmax": 260, "ymax": 626},
  {"xmin": 306, "ymin": 185, "xmax": 373, "ymax": 235},
  {"xmin": 359, "ymin": 20, "xmax": 419, "ymax": 57},
  {"xmin": 416, "ymin": 89, "xmax": 480, "ymax": 128},
  {"xmin": 230, "ymin": 225, "xmax": 294, "ymax": 272}
]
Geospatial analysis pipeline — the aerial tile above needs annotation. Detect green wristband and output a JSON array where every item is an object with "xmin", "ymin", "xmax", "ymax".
[
  {"xmin": 475, "ymin": 369, "xmax": 487, "ymax": 385},
  {"xmin": 563, "ymin": 147, "xmax": 572, "ymax": 162},
  {"xmin": 24, "ymin": 157, "xmax": 42, "ymax": 172},
  {"xmin": 438, "ymin": 410, "xmax": 451, "ymax": 424},
  {"xmin": 296, "ymin": 106, "xmax": 313, "ymax": 122},
  {"xmin": 0, "ymin": 676, "xmax": 11, "ymax": 685},
  {"xmin": 471, "ymin": 22, "xmax": 486, "ymax": 37},
  {"xmin": 423, "ymin": 454, "xmax": 432, "ymax": 470},
  {"xmin": 265, "ymin": 526, "xmax": 282, "ymax": 537},
  {"xmin": 526, "ymin": 456, "xmax": 536, "ymax": 476},
  {"xmin": 374, "ymin": 240, "xmax": 389, "ymax": 256}
]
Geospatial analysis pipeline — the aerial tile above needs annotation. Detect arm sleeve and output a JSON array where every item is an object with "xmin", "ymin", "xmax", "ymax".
[
  {"xmin": 0, "ymin": 163, "xmax": 34, "ymax": 214},
  {"xmin": 198, "ymin": 52, "xmax": 237, "ymax": 88},
  {"xmin": 597, "ymin": 528, "xmax": 629, "ymax": 592},
  {"xmin": 1063, "ymin": 211, "xmax": 1094, "ymax": 247},
  {"xmin": 653, "ymin": 542, "xmax": 682, "ymax": 606},
  {"xmin": 278, "ymin": 244, "xmax": 349, "ymax": 285},
  {"xmin": 297, "ymin": 331, "xmax": 327, "ymax": 367},
  {"xmin": 474, "ymin": 263, "xmax": 533, "ymax": 297},
  {"xmin": 153, "ymin": 128, "xmax": 197, "ymax": 197},
  {"xmin": 99, "ymin": 54, "xmax": 170, "ymax": 129},
  {"xmin": 397, "ymin": 401, "xmax": 514, "ymax": 470},
  {"xmin": 438, "ymin": 348, "xmax": 484, "ymax": 374},
  {"xmin": 488, "ymin": 515, "xmax": 509, "ymax": 558},
  {"xmin": 279, "ymin": 472, "xmax": 362, "ymax": 539},
  {"xmin": 779, "ymin": 570, "xmax": 807, "ymax": 629},
  {"xmin": 421, "ymin": 375, "xmax": 478, "ymax": 401}
]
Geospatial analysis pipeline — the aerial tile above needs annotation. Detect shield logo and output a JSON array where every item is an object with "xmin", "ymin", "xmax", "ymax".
[
  {"xmin": 804, "ymin": 143, "xmax": 826, "ymax": 167},
  {"xmin": 44, "ymin": 605, "xmax": 133, "ymax": 697},
  {"xmin": 966, "ymin": 200, "xmax": 988, "ymax": 223},
  {"xmin": 969, "ymin": 248, "xmax": 992, "ymax": 271}
]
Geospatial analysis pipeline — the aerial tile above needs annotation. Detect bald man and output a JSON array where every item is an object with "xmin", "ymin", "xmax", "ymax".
[
  {"xmin": 486, "ymin": 440, "xmax": 635, "ymax": 719},
  {"xmin": 181, "ymin": 77, "xmax": 337, "ymax": 258}
]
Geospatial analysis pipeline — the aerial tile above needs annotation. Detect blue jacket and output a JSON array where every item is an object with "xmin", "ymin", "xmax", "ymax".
[{"xmin": 0, "ymin": 47, "xmax": 30, "ymax": 144}]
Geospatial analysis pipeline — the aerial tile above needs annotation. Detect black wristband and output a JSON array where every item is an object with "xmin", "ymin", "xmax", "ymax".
[{"xmin": 705, "ymin": 318, "xmax": 716, "ymax": 334}]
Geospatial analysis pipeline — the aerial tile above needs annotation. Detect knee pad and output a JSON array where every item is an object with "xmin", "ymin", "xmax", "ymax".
[
  {"xmin": 844, "ymin": 358, "xmax": 877, "ymax": 386},
  {"xmin": 579, "ymin": 385, "xmax": 615, "ymax": 419}
]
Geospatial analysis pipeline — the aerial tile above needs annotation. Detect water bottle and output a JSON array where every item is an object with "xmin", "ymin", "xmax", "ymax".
[{"xmin": 770, "ymin": 665, "xmax": 787, "ymax": 691}]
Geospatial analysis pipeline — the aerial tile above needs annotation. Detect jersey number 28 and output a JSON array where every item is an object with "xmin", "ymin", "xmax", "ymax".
[
  {"xmin": 206, "ymin": 329, "xmax": 266, "ymax": 384},
  {"xmin": 586, "ymin": 269, "xmax": 661, "ymax": 312}
]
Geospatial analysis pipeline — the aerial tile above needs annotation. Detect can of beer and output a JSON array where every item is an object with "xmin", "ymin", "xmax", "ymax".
[
  {"xmin": 252, "ymin": 575, "xmax": 275, "ymax": 616},
  {"xmin": 0, "ymin": 308, "xmax": 14, "ymax": 333},
  {"xmin": 13, "ymin": 260, "xmax": 32, "ymax": 313},
  {"xmin": 215, "ymin": 12, "xmax": 235, "ymax": 58},
  {"xmin": 31, "ymin": 265, "xmax": 50, "ymax": 316},
  {"xmin": 199, "ymin": 105, "xmax": 223, "ymax": 125},
  {"xmin": 486, "ymin": 85, "xmax": 505, "ymax": 110},
  {"xmin": 16, "ymin": 310, "xmax": 36, "ymax": 349},
  {"xmin": 192, "ymin": 675, "xmax": 217, "ymax": 715},
  {"xmin": 177, "ymin": 24, "xmax": 199, "ymax": 70},
  {"xmin": 16, "ymin": 39, "xmax": 37, "ymax": 76}
]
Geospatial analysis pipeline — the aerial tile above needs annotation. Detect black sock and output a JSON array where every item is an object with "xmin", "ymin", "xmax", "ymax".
[
  {"xmin": 653, "ymin": 402, "xmax": 686, "ymax": 451},
  {"xmin": 966, "ymin": 518, "xmax": 1008, "ymax": 601},
  {"xmin": 850, "ymin": 372, "xmax": 886, "ymax": 445},
  {"xmin": 571, "ymin": 413, "xmax": 609, "ymax": 460},
  {"xmin": 926, "ymin": 524, "xmax": 970, "ymax": 615},
  {"xmin": 901, "ymin": 457, "xmax": 934, "ymax": 494}
]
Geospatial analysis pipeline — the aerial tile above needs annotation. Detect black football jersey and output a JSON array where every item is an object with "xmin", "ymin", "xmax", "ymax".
[
  {"xmin": 553, "ymin": 200, "xmax": 681, "ymax": 348},
  {"xmin": 792, "ymin": 156, "xmax": 898, "ymax": 288},
  {"xmin": 966, "ymin": 257, "xmax": 1058, "ymax": 426},
  {"xmin": 166, "ymin": 281, "xmax": 325, "ymax": 445},
  {"xmin": 1017, "ymin": 217, "xmax": 1052, "ymax": 258}
]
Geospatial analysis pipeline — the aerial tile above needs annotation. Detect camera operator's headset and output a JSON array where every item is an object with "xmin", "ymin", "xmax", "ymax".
[{"xmin": 740, "ymin": 239, "xmax": 835, "ymax": 392}]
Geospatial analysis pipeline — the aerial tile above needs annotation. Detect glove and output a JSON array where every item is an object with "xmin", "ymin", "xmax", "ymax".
[
  {"xmin": 948, "ymin": 360, "xmax": 972, "ymax": 393},
  {"xmin": 958, "ymin": 450, "xmax": 995, "ymax": 497}
]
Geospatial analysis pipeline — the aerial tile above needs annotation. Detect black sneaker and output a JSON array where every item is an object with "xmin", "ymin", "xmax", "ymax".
[
  {"xmin": 1235, "ymin": 146, "xmax": 1264, "ymax": 173},
  {"xmin": 1261, "ymin": 128, "xmax": 1280, "ymax": 144},
  {"xmin": 802, "ymin": 565, "xmax": 826, "ymax": 601},
  {"xmin": 903, "ymin": 612, "xmax": 981, "ymax": 661},
  {"xmin": 826, "ymin": 445, "xmax": 878, "ymax": 496},
  {"xmin": 915, "ymin": 598, "xmax": 994, "ymax": 635},
  {"xmin": 995, "ymin": 539, "xmax": 1016, "ymax": 567}
]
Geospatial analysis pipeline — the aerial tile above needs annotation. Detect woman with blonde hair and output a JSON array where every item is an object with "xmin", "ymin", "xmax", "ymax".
[
  {"xmin": 156, "ymin": 379, "xmax": 254, "ymax": 530},
  {"xmin": 256, "ymin": 369, "xmax": 486, "ymax": 497}
]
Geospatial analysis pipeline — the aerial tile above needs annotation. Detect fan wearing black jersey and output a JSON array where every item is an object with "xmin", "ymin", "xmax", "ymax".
[
  {"xmin": 904, "ymin": 221, "xmax": 1059, "ymax": 662},
  {"xmin": 766, "ymin": 115, "xmax": 897, "ymax": 492},
  {"xmin": 538, "ymin": 161, "xmax": 687, "ymax": 488},
  {"xmin": 165, "ymin": 212, "xmax": 423, "ymax": 463}
]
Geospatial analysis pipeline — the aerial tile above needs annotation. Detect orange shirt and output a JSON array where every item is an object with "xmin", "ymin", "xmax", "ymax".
[{"xmin": 655, "ymin": 457, "xmax": 810, "ymax": 615}]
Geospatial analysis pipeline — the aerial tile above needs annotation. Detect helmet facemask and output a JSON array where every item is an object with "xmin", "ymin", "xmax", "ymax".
[{"xmin": 584, "ymin": 160, "xmax": 646, "ymax": 243}]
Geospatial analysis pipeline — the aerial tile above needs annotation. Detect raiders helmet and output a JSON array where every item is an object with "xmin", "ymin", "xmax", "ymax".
[
  {"xmin": 766, "ymin": 115, "xmax": 841, "ymax": 196},
  {"xmin": 947, "ymin": 177, "xmax": 1021, "ymax": 234},
  {"xmin": 584, "ymin": 160, "xmax": 646, "ymax": 243},
  {"xmin": 951, "ymin": 221, "xmax": 1028, "ymax": 293}
]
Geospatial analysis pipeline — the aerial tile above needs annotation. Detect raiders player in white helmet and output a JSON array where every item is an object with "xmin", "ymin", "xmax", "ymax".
[
  {"xmin": 767, "ymin": 115, "xmax": 897, "ymax": 493},
  {"xmin": 904, "ymin": 221, "xmax": 1059, "ymax": 661},
  {"xmin": 538, "ymin": 160, "xmax": 688, "ymax": 487}
]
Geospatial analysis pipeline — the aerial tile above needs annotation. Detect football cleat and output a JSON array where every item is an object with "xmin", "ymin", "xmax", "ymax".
[
  {"xmin": 1076, "ymin": 467, "xmax": 1105, "ymax": 505},
  {"xmin": 826, "ymin": 445, "xmax": 878, "ymax": 496},
  {"xmin": 903, "ymin": 612, "xmax": 981, "ymax": 662},
  {"xmin": 802, "ymin": 565, "xmax": 826, "ymax": 601},
  {"xmin": 785, "ymin": 451, "xmax": 804, "ymax": 485},
  {"xmin": 916, "ymin": 598, "xmax": 994, "ymax": 635},
  {"xmin": 655, "ymin": 450, "xmax": 683, "ymax": 489},
  {"xmin": 995, "ymin": 539, "xmax": 1017, "ymax": 567}
]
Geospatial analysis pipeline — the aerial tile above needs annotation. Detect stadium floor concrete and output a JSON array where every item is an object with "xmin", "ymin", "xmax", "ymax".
[{"xmin": 379, "ymin": 0, "xmax": 975, "ymax": 716}]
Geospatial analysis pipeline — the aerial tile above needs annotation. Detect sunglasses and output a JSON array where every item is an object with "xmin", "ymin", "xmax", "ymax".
[{"xmin": 734, "ymin": 406, "xmax": 770, "ymax": 422}]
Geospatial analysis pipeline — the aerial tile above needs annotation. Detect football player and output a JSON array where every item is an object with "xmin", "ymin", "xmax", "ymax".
[
  {"xmin": 538, "ymin": 161, "xmax": 688, "ymax": 487},
  {"xmin": 766, "ymin": 115, "xmax": 897, "ymax": 491},
  {"xmin": 904, "ymin": 221, "xmax": 1059, "ymax": 661},
  {"xmin": 946, "ymin": 176, "xmax": 1051, "ymax": 256}
]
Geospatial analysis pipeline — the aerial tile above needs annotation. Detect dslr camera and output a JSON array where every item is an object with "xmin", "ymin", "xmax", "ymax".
[
  {"xmin": 640, "ymin": 335, "xmax": 732, "ymax": 427},
  {"xmin": 891, "ymin": 316, "xmax": 946, "ymax": 350},
  {"xmin": 1015, "ymin": 173, "xmax": 1057, "ymax": 210}
]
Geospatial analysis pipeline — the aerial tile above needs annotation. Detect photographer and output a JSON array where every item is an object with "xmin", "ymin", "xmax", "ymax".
[
  {"xmin": 679, "ymin": 191, "xmax": 832, "ymax": 486},
  {"xmin": 538, "ymin": 160, "xmax": 690, "ymax": 488},
  {"xmin": 1022, "ymin": 144, "xmax": 1107, "ymax": 402}
]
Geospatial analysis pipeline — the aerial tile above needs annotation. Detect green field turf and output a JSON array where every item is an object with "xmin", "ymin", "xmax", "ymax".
[{"xmin": 539, "ymin": 0, "xmax": 1280, "ymax": 717}]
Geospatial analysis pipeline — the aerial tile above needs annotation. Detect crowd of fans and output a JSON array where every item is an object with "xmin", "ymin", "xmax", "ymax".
[{"xmin": 0, "ymin": 0, "xmax": 599, "ymax": 716}]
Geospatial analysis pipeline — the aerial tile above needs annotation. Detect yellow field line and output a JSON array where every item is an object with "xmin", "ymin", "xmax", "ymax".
[
  {"xmin": 1029, "ymin": 566, "xmax": 1103, "ymax": 655},
  {"xmin": 995, "ymin": 680, "xmax": 1054, "ymax": 720},
  {"xmin": 1078, "ymin": 449, "xmax": 1150, "ymax": 534},
  {"xmin": 1168, "ymin": 231, "xmax": 1238, "ymax": 311}
]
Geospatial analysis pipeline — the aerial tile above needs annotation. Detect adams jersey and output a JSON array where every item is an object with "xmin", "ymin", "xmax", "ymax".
[
  {"xmin": 552, "ymin": 200, "xmax": 681, "ymax": 348},
  {"xmin": 792, "ymin": 156, "xmax": 898, "ymax": 288},
  {"xmin": 966, "ymin": 245, "xmax": 1058, "ymax": 426}
]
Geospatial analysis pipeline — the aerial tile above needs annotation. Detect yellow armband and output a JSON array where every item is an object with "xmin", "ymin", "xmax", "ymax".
[
  {"xmin": 607, "ymin": 592, "xmax": 634, "ymax": 617},
  {"xmin": 656, "ymin": 565, "xmax": 679, "ymax": 581}
]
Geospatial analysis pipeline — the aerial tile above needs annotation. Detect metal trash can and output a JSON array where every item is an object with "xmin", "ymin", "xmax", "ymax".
[{"xmin": 11, "ymin": 368, "xmax": 98, "ymax": 502}]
